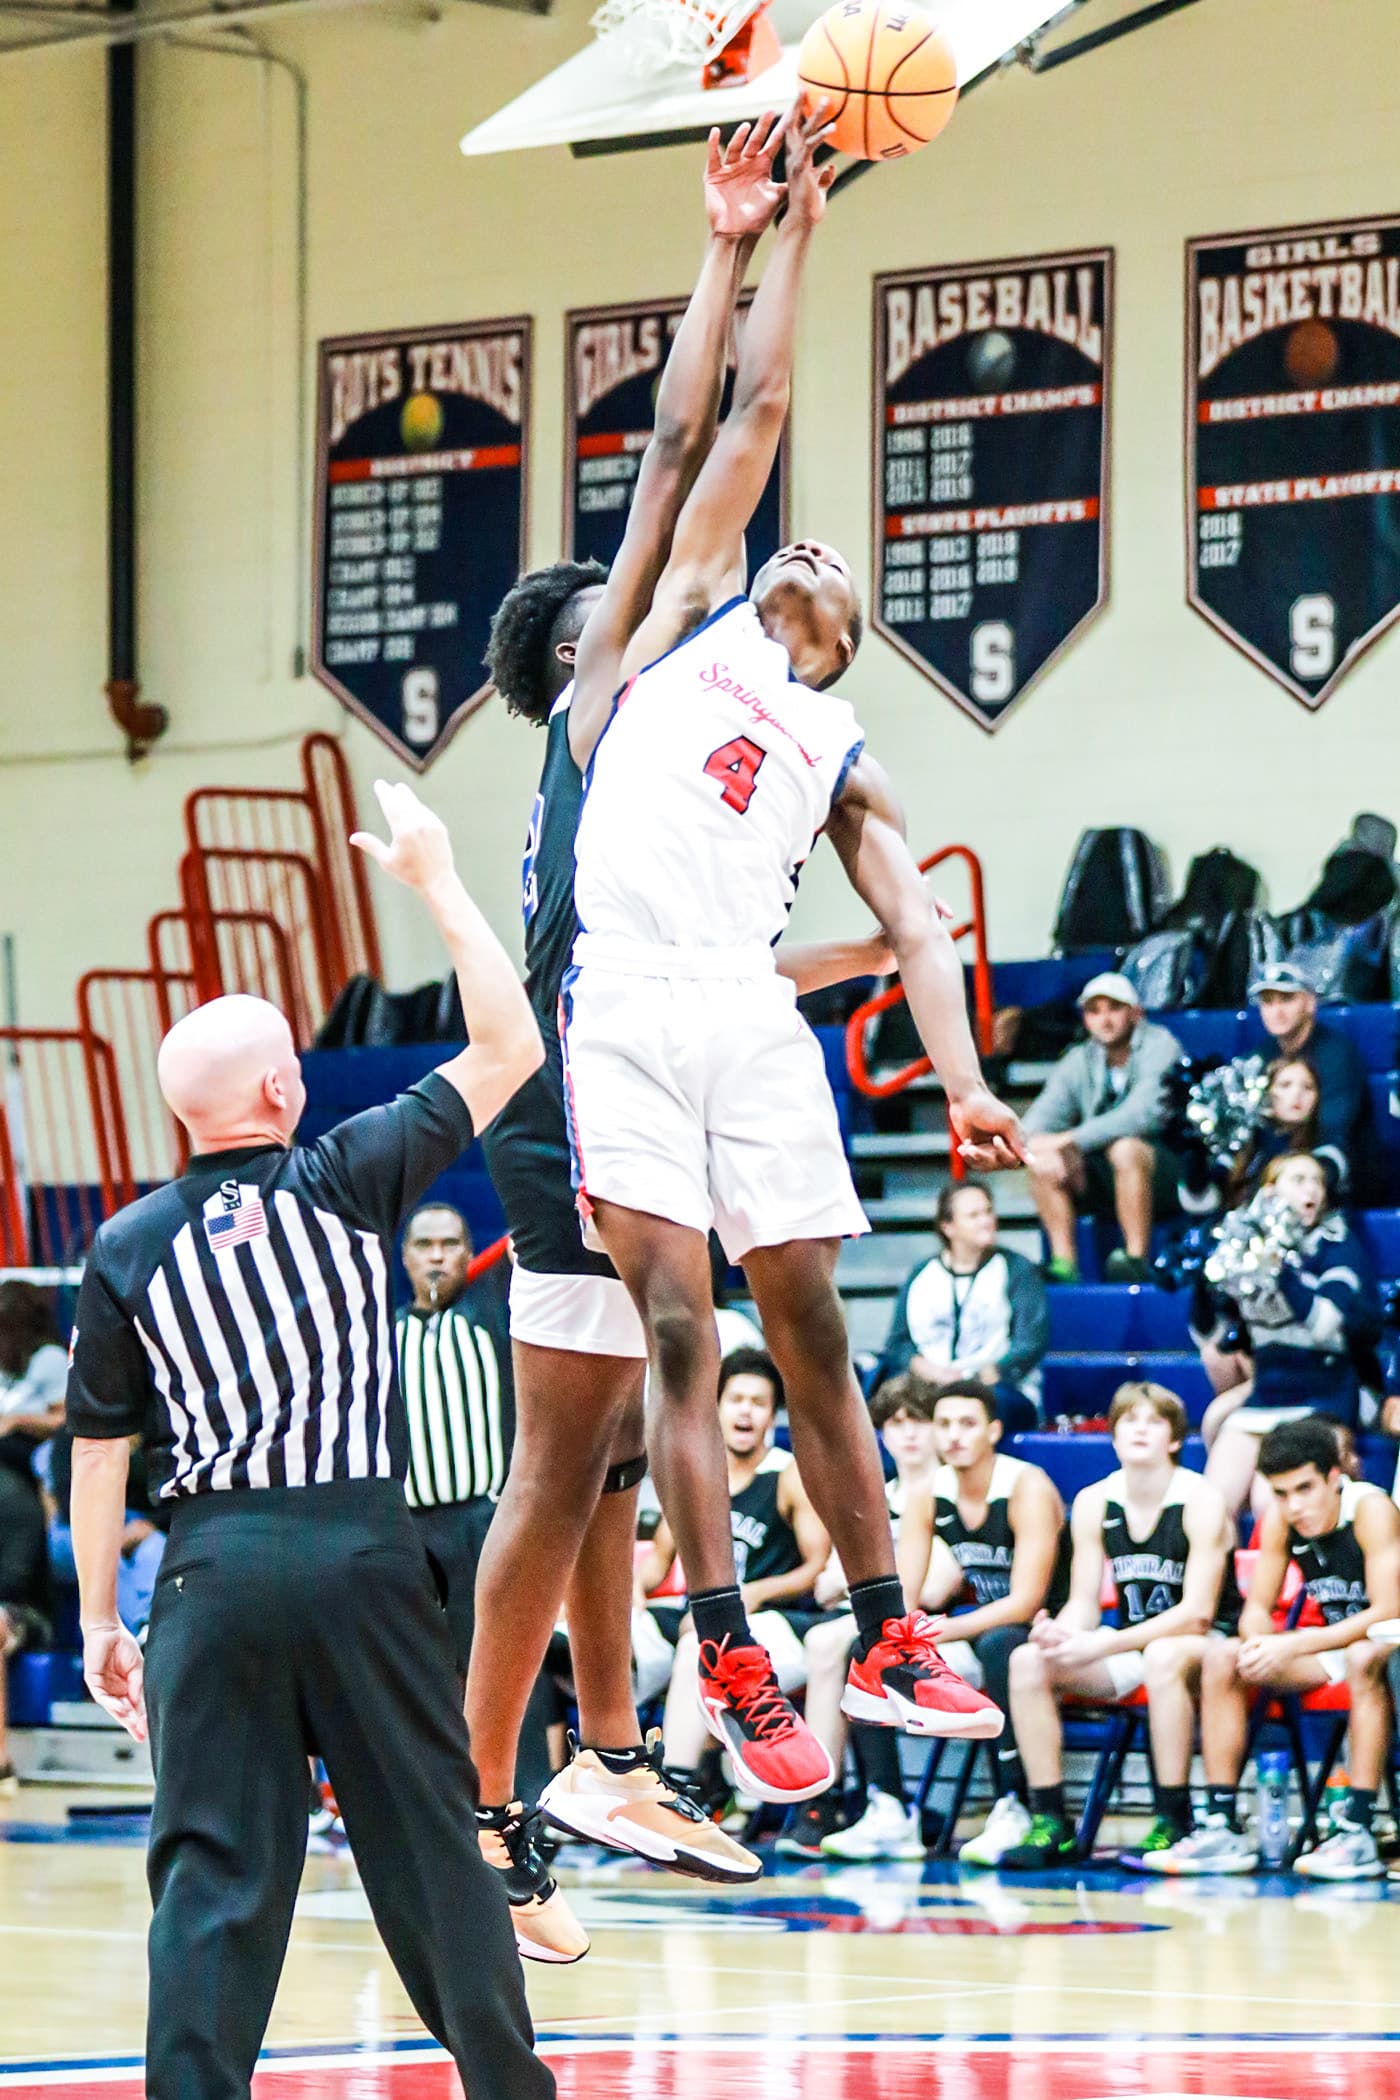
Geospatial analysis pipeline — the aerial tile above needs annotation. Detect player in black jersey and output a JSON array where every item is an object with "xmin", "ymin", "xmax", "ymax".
[
  {"xmin": 1002, "ymin": 1383, "xmax": 1236, "ymax": 1871},
  {"xmin": 895, "ymin": 1381, "xmax": 1067, "ymax": 1866},
  {"xmin": 1148, "ymin": 1415, "xmax": 1400, "ymax": 1881}
]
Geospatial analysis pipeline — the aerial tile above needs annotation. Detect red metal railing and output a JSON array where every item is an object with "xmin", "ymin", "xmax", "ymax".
[
  {"xmin": 845, "ymin": 844, "xmax": 995, "ymax": 1100},
  {"xmin": 0, "ymin": 1101, "xmax": 28, "ymax": 1263},
  {"xmin": 467, "ymin": 1234, "xmax": 509, "ymax": 1280},
  {"xmin": 301, "ymin": 732, "xmax": 383, "ymax": 982},
  {"xmin": 179, "ymin": 850, "xmax": 334, "ymax": 1041},
  {"xmin": 76, "ymin": 968, "xmax": 197, "ymax": 1184},
  {"xmin": 0, "ymin": 1028, "xmax": 130, "ymax": 1262}
]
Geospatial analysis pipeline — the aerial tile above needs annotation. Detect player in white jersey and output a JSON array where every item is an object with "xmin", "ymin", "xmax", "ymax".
[{"xmin": 562, "ymin": 114, "xmax": 1025, "ymax": 1804}]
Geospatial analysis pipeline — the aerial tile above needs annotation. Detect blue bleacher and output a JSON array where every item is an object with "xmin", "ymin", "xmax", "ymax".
[
  {"xmin": 1046, "ymin": 1284, "xmax": 1192, "ymax": 1352},
  {"xmin": 1041, "ymin": 1353, "xmax": 1213, "ymax": 1424},
  {"xmin": 1009, "ymin": 1429, "xmax": 1397, "ymax": 1505},
  {"xmin": 1160, "ymin": 1004, "xmax": 1398, "ymax": 1072}
]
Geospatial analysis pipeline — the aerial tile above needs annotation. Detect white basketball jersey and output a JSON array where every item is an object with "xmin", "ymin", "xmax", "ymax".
[{"xmin": 572, "ymin": 598, "xmax": 864, "ymax": 952}]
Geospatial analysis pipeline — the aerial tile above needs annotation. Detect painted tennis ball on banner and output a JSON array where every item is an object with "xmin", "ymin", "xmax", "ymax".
[
  {"xmin": 401, "ymin": 391, "xmax": 445, "ymax": 451},
  {"xmin": 1284, "ymin": 318, "xmax": 1339, "ymax": 388},
  {"xmin": 967, "ymin": 330, "xmax": 1016, "ymax": 393},
  {"xmin": 797, "ymin": 0, "xmax": 958, "ymax": 162}
]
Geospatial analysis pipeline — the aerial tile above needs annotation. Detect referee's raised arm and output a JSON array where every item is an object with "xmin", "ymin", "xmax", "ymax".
[{"xmin": 353, "ymin": 777, "xmax": 544, "ymax": 1131}]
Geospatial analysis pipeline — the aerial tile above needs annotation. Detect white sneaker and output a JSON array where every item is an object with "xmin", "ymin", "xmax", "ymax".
[
  {"xmin": 820, "ymin": 1790, "xmax": 924, "ymax": 1862},
  {"xmin": 959, "ymin": 1793, "xmax": 1032, "ymax": 1867},
  {"xmin": 1295, "ymin": 1819, "xmax": 1383, "ymax": 1882},
  {"xmin": 1137, "ymin": 1813, "xmax": 1259, "ymax": 1876}
]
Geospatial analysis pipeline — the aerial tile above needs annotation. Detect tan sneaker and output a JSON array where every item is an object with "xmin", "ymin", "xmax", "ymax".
[
  {"xmin": 541, "ymin": 1734, "xmax": 762, "ymax": 1883},
  {"xmin": 476, "ymin": 1801, "xmax": 590, "ymax": 1964}
]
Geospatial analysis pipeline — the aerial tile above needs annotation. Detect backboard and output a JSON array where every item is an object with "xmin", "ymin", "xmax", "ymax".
[{"xmin": 460, "ymin": 0, "xmax": 1089, "ymax": 158}]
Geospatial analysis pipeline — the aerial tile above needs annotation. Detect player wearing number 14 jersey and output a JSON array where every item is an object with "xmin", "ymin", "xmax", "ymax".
[{"xmin": 562, "ymin": 109, "xmax": 1026, "ymax": 1806}]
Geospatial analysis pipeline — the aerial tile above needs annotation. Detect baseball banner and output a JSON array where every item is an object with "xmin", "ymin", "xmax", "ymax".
[
  {"xmin": 313, "ymin": 319, "xmax": 530, "ymax": 769},
  {"xmin": 565, "ymin": 296, "xmax": 787, "ymax": 570},
  {"xmin": 873, "ymin": 249, "xmax": 1112, "ymax": 732},
  {"xmin": 1187, "ymin": 214, "xmax": 1400, "ymax": 708}
]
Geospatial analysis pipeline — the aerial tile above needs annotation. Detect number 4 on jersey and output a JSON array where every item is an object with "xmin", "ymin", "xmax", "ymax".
[{"xmin": 703, "ymin": 735, "xmax": 766, "ymax": 815}]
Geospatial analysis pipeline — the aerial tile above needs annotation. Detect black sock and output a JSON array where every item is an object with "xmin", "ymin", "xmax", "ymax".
[
  {"xmin": 1347, "ymin": 1787, "xmax": 1377, "ymax": 1831},
  {"xmin": 689, "ymin": 1584, "xmax": 751, "ymax": 1648},
  {"xmin": 1206, "ymin": 1784, "xmax": 1238, "ymax": 1826},
  {"xmin": 1029, "ymin": 1784, "xmax": 1067, "ymax": 1826},
  {"xmin": 995, "ymin": 1745, "xmax": 1027, "ymax": 1801},
  {"xmin": 1154, "ymin": 1783, "xmax": 1193, "ymax": 1832},
  {"xmin": 850, "ymin": 1575, "xmax": 907, "ymax": 1657},
  {"xmin": 853, "ymin": 1721, "xmax": 904, "ymax": 1803},
  {"xmin": 586, "ymin": 1744, "xmax": 648, "ymax": 1774}
]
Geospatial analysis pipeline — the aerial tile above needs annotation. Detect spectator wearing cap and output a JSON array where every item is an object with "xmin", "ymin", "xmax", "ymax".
[
  {"xmin": 1023, "ymin": 974, "xmax": 1184, "ymax": 1285},
  {"xmin": 1251, "ymin": 963, "xmax": 1369, "ymax": 1197}
]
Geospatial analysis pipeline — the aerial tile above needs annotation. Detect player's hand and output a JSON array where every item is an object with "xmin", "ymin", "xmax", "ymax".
[
  {"xmin": 1053, "ymin": 1629, "xmax": 1109, "ymax": 1671},
  {"xmin": 783, "ymin": 98, "xmax": 838, "ymax": 228},
  {"xmin": 1237, "ymin": 1635, "xmax": 1284, "ymax": 1684},
  {"xmin": 83, "ymin": 1622, "xmax": 147, "ymax": 1742},
  {"xmin": 949, "ymin": 1084, "xmax": 1028, "ymax": 1172},
  {"xmin": 704, "ymin": 111, "xmax": 788, "ymax": 240},
  {"xmin": 351, "ymin": 779, "xmax": 455, "ymax": 892}
]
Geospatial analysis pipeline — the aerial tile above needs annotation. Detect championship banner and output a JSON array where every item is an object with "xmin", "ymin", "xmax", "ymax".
[
  {"xmin": 313, "ymin": 319, "xmax": 531, "ymax": 770},
  {"xmin": 1187, "ymin": 215, "xmax": 1400, "ymax": 709},
  {"xmin": 565, "ymin": 296, "xmax": 787, "ymax": 570},
  {"xmin": 873, "ymin": 249, "xmax": 1112, "ymax": 733}
]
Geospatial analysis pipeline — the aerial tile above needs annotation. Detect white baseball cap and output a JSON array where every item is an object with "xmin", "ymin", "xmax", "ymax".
[{"xmin": 1077, "ymin": 971, "xmax": 1140, "ymax": 1009}]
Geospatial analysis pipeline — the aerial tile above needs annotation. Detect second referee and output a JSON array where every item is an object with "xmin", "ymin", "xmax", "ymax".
[{"xmin": 67, "ymin": 781, "xmax": 555, "ymax": 2100}]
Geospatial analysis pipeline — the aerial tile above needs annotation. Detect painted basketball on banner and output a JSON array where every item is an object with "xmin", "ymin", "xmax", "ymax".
[
  {"xmin": 313, "ymin": 319, "xmax": 531, "ymax": 769},
  {"xmin": 1187, "ymin": 214, "xmax": 1400, "ymax": 709},
  {"xmin": 565, "ymin": 296, "xmax": 787, "ymax": 569},
  {"xmin": 872, "ymin": 249, "xmax": 1112, "ymax": 733}
]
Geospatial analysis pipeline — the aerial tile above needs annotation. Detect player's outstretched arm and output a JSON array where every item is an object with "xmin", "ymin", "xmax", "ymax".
[
  {"xmin": 352, "ymin": 780, "xmax": 543, "ymax": 1131},
  {"xmin": 616, "ymin": 102, "xmax": 836, "ymax": 680},
  {"xmin": 827, "ymin": 754, "xmax": 1026, "ymax": 1170},
  {"xmin": 569, "ymin": 115, "xmax": 787, "ymax": 767}
]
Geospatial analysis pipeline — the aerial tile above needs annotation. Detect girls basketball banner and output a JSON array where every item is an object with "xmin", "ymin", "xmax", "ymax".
[
  {"xmin": 313, "ymin": 318, "xmax": 531, "ymax": 770},
  {"xmin": 1187, "ymin": 214, "xmax": 1400, "ymax": 709},
  {"xmin": 872, "ymin": 248, "xmax": 1112, "ymax": 733},
  {"xmin": 565, "ymin": 296, "xmax": 787, "ymax": 570}
]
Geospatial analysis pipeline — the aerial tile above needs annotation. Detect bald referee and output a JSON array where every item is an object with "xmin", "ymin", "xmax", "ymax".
[{"xmin": 67, "ymin": 782, "xmax": 555, "ymax": 2100}]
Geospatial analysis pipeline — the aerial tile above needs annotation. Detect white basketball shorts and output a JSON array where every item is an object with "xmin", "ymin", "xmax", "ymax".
[
  {"xmin": 559, "ymin": 938, "xmax": 869, "ymax": 1262},
  {"xmin": 509, "ymin": 1265, "xmax": 647, "ymax": 1361}
]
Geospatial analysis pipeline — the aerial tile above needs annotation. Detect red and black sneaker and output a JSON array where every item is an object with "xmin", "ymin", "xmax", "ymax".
[
  {"xmin": 697, "ymin": 1636, "xmax": 835, "ymax": 1805},
  {"xmin": 841, "ymin": 1611, "xmax": 1004, "ymax": 1739}
]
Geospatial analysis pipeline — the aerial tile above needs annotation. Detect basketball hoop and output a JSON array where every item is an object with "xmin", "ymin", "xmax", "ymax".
[{"xmin": 589, "ymin": 0, "xmax": 775, "ymax": 80}]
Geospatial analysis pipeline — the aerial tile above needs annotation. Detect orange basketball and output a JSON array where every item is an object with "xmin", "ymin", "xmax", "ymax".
[{"xmin": 797, "ymin": 0, "xmax": 958, "ymax": 162}]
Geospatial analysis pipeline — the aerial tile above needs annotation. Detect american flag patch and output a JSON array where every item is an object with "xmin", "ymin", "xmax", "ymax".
[{"xmin": 205, "ymin": 1194, "xmax": 268, "ymax": 1249}]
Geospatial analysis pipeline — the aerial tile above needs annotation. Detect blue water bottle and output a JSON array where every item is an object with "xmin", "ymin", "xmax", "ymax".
[{"xmin": 1256, "ymin": 1750, "xmax": 1290, "ymax": 1868}]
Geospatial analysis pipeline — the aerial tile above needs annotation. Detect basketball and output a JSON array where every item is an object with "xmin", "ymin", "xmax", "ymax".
[
  {"xmin": 797, "ymin": 0, "xmax": 958, "ymax": 162},
  {"xmin": 1284, "ymin": 318, "xmax": 1340, "ymax": 388}
]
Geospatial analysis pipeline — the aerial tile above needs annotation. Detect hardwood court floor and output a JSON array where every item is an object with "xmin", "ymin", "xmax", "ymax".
[{"xmin": 5, "ymin": 1788, "xmax": 1400, "ymax": 2096}]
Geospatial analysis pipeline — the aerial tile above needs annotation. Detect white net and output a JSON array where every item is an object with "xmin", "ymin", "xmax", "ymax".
[{"xmin": 589, "ymin": 0, "xmax": 760, "ymax": 74}]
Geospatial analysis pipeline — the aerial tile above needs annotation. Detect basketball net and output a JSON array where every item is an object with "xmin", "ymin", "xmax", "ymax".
[{"xmin": 589, "ymin": 0, "xmax": 777, "ymax": 81}]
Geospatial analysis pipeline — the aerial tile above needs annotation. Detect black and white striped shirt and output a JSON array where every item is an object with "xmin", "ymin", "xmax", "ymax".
[
  {"xmin": 397, "ymin": 1301, "xmax": 509, "ymax": 1508},
  {"xmin": 65, "ymin": 1075, "xmax": 475, "ymax": 1500}
]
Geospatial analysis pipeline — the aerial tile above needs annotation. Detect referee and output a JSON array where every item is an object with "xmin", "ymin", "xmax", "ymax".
[
  {"xmin": 67, "ymin": 781, "xmax": 555, "ymax": 2100},
  {"xmin": 398, "ymin": 1203, "xmax": 553, "ymax": 1805}
]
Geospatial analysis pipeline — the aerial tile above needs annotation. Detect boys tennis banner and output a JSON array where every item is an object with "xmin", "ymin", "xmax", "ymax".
[
  {"xmin": 313, "ymin": 319, "xmax": 531, "ymax": 769},
  {"xmin": 872, "ymin": 248, "xmax": 1112, "ymax": 733},
  {"xmin": 1187, "ymin": 214, "xmax": 1400, "ymax": 709},
  {"xmin": 565, "ymin": 296, "xmax": 787, "ymax": 570}
]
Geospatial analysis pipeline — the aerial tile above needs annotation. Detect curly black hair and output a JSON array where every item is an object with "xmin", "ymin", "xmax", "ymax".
[{"xmin": 486, "ymin": 560, "xmax": 607, "ymax": 724}]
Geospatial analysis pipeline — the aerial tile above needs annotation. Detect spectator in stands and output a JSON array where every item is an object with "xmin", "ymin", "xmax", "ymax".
[
  {"xmin": 1181, "ymin": 1056, "xmax": 1321, "ymax": 1228},
  {"xmin": 1251, "ymin": 963, "xmax": 1368, "ymax": 1196},
  {"xmin": 0, "ymin": 1282, "xmax": 62, "ymax": 1794},
  {"xmin": 641, "ymin": 1350, "xmax": 830, "ymax": 1799},
  {"xmin": 1023, "ymin": 975, "xmax": 1184, "ymax": 1285},
  {"xmin": 1000, "ymin": 1383, "xmax": 1236, "ymax": 1870},
  {"xmin": 1198, "ymin": 1154, "xmax": 1380, "ymax": 1517},
  {"xmin": 1146, "ymin": 1416, "xmax": 1400, "ymax": 1882},
  {"xmin": 891, "ymin": 1381, "xmax": 1067, "ymax": 1867},
  {"xmin": 396, "ymin": 1202, "xmax": 552, "ymax": 1806},
  {"xmin": 780, "ymin": 1372, "xmax": 940, "ymax": 1860},
  {"xmin": 878, "ymin": 1182, "xmax": 1048, "ymax": 1431}
]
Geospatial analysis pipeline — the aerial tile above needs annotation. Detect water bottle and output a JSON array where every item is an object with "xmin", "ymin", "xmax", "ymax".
[
  {"xmin": 1322, "ymin": 1768, "xmax": 1351, "ymax": 1834},
  {"xmin": 1255, "ymin": 1750, "xmax": 1290, "ymax": 1868}
]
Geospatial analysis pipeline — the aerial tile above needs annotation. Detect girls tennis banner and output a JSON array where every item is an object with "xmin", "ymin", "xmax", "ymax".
[
  {"xmin": 565, "ymin": 296, "xmax": 787, "ymax": 570},
  {"xmin": 1187, "ymin": 214, "xmax": 1400, "ymax": 709},
  {"xmin": 872, "ymin": 248, "xmax": 1112, "ymax": 733},
  {"xmin": 313, "ymin": 319, "xmax": 531, "ymax": 770}
]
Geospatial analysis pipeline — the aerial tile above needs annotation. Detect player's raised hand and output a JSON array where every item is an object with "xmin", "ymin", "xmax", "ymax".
[
  {"xmin": 704, "ymin": 110, "xmax": 789, "ymax": 240},
  {"xmin": 351, "ymin": 779, "xmax": 456, "ymax": 892},
  {"xmin": 948, "ymin": 1083, "xmax": 1029, "ymax": 1173},
  {"xmin": 83, "ymin": 1623, "xmax": 147, "ymax": 1742},
  {"xmin": 783, "ymin": 98, "xmax": 838, "ymax": 228}
]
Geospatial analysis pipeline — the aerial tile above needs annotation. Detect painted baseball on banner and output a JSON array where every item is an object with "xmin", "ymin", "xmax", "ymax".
[
  {"xmin": 872, "ymin": 249, "xmax": 1112, "ymax": 732},
  {"xmin": 566, "ymin": 296, "xmax": 787, "ymax": 568},
  {"xmin": 1187, "ymin": 214, "xmax": 1400, "ymax": 708},
  {"xmin": 313, "ymin": 319, "xmax": 531, "ymax": 769}
]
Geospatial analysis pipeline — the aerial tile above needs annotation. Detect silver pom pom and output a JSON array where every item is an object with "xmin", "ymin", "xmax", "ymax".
[
  {"xmin": 1185, "ymin": 1055, "xmax": 1271, "ymax": 1169},
  {"xmin": 1204, "ymin": 1188, "xmax": 1308, "ymax": 1314}
]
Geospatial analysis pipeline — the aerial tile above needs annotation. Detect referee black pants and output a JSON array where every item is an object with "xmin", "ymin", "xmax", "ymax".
[{"xmin": 143, "ymin": 1478, "xmax": 554, "ymax": 2100}]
